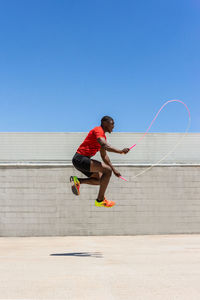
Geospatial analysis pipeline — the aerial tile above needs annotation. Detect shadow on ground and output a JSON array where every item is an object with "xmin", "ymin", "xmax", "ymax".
[{"xmin": 50, "ymin": 252, "xmax": 103, "ymax": 258}]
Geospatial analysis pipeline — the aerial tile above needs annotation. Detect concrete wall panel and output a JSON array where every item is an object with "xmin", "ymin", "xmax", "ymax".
[{"xmin": 0, "ymin": 165, "xmax": 200, "ymax": 236}]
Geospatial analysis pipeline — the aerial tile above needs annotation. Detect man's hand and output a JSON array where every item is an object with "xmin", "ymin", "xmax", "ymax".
[
  {"xmin": 121, "ymin": 148, "xmax": 130, "ymax": 154},
  {"xmin": 113, "ymin": 169, "xmax": 121, "ymax": 177}
]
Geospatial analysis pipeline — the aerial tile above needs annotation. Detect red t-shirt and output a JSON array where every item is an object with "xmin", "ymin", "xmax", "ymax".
[{"xmin": 77, "ymin": 126, "xmax": 107, "ymax": 157}]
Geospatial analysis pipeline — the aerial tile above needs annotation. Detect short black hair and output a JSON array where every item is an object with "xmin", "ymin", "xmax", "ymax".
[{"xmin": 101, "ymin": 116, "xmax": 114, "ymax": 126}]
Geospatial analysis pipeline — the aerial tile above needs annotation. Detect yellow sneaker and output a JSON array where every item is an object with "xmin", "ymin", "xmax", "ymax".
[
  {"xmin": 95, "ymin": 198, "xmax": 115, "ymax": 207},
  {"xmin": 70, "ymin": 176, "xmax": 80, "ymax": 195}
]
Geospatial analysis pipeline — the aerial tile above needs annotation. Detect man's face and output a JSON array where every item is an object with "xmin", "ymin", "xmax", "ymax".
[{"xmin": 106, "ymin": 120, "xmax": 114, "ymax": 133}]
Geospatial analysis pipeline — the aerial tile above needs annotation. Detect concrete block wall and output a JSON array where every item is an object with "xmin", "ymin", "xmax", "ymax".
[{"xmin": 0, "ymin": 165, "xmax": 200, "ymax": 236}]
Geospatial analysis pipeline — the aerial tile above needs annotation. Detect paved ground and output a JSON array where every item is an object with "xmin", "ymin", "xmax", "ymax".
[{"xmin": 0, "ymin": 235, "xmax": 200, "ymax": 300}]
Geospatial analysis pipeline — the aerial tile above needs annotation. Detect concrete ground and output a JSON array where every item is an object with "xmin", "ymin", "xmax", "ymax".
[{"xmin": 0, "ymin": 235, "xmax": 200, "ymax": 300}]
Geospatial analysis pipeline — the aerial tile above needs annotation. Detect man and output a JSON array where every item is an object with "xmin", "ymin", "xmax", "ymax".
[{"xmin": 70, "ymin": 116, "xmax": 130, "ymax": 207}]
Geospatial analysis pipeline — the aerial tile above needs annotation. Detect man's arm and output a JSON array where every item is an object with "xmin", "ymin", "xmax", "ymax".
[
  {"xmin": 97, "ymin": 137, "xmax": 129, "ymax": 154},
  {"xmin": 100, "ymin": 147, "xmax": 121, "ymax": 177}
]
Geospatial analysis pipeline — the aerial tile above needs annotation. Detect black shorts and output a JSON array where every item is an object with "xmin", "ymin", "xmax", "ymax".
[{"xmin": 72, "ymin": 152, "xmax": 93, "ymax": 177}]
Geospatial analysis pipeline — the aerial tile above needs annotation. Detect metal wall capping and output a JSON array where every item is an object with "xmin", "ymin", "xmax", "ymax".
[{"xmin": 0, "ymin": 132, "xmax": 199, "ymax": 164}]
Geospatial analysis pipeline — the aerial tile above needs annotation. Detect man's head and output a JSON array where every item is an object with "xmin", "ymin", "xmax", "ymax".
[{"xmin": 101, "ymin": 116, "xmax": 114, "ymax": 133}]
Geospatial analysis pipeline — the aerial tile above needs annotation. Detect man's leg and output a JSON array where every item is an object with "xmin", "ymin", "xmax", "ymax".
[
  {"xmin": 70, "ymin": 172, "xmax": 102, "ymax": 196},
  {"xmin": 90, "ymin": 160, "xmax": 112, "ymax": 201},
  {"xmin": 71, "ymin": 160, "xmax": 115, "ymax": 206},
  {"xmin": 78, "ymin": 172, "xmax": 102, "ymax": 186}
]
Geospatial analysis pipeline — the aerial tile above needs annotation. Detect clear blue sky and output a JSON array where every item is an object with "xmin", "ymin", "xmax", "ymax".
[{"xmin": 0, "ymin": 0, "xmax": 199, "ymax": 132}]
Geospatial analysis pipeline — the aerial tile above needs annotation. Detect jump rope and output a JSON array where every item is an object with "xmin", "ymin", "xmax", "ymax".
[{"xmin": 119, "ymin": 100, "xmax": 191, "ymax": 182}]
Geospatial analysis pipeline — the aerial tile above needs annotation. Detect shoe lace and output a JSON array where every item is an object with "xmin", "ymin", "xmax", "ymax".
[{"xmin": 103, "ymin": 199, "xmax": 110, "ymax": 205}]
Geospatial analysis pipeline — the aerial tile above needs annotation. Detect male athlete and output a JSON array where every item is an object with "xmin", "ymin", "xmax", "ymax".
[{"xmin": 70, "ymin": 116, "xmax": 130, "ymax": 207}]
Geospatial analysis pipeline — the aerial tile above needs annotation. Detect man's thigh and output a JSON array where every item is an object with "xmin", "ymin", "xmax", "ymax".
[
  {"xmin": 90, "ymin": 159, "xmax": 111, "ymax": 174},
  {"xmin": 90, "ymin": 171, "xmax": 103, "ymax": 180}
]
